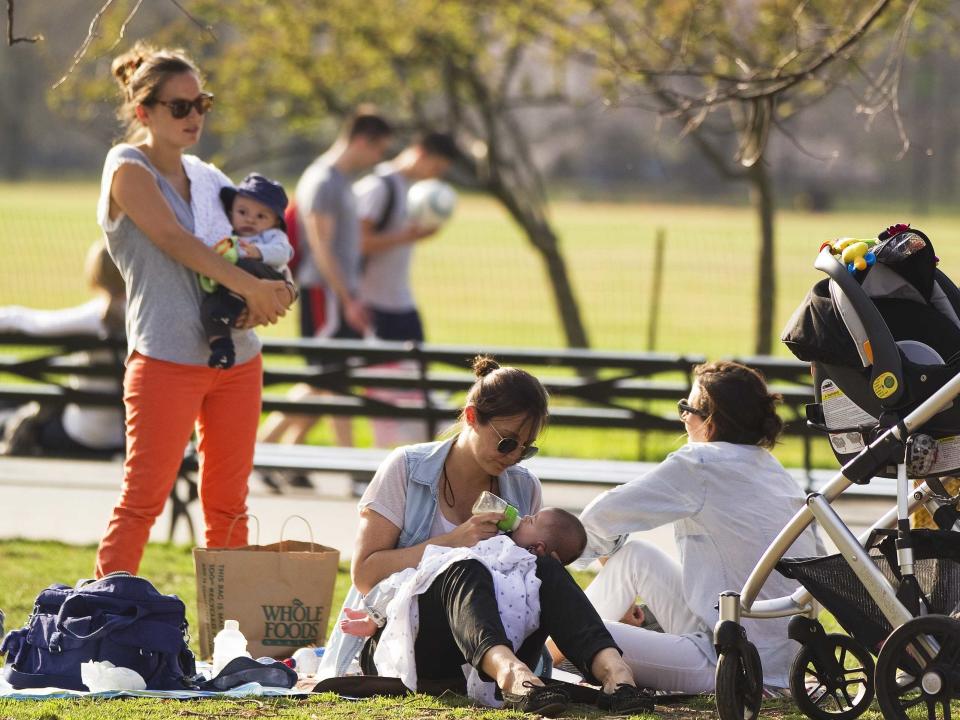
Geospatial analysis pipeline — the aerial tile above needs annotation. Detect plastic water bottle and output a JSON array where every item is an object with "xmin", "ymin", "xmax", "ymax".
[
  {"xmin": 472, "ymin": 491, "xmax": 521, "ymax": 532},
  {"xmin": 291, "ymin": 646, "xmax": 323, "ymax": 676},
  {"xmin": 212, "ymin": 619, "xmax": 252, "ymax": 675}
]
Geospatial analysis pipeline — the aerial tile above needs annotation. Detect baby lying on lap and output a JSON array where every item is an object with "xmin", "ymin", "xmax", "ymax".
[{"xmin": 341, "ymin": 507, "xmax": 588, "ymax": 638}]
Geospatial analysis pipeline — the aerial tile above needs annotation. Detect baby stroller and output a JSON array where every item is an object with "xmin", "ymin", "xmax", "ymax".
[{"xmin": 712, "ymin": 224, "xmax": 960, "ymax": 720}]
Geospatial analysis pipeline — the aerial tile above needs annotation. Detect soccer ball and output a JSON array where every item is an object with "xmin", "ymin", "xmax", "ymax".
[{"xmin": 407, "ymin": 179, "xmax": 457, "ymax": 230}]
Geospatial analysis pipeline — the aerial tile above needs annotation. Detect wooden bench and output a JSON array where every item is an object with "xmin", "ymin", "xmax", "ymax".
[{"xmin": 0, "ymin": 332, "xmax": 827, "ymax": 541}]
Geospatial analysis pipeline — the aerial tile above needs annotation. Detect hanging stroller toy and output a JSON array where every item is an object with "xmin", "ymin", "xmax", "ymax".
[{"xmin": 712, "ymin": 224, "xmax": 960, "ymax": 720}]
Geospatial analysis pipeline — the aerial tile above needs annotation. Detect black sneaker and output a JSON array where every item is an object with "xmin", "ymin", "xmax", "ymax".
[
  {"xmin": 502, "ymin": 680, "xmax": 570, "ymax": 717},
  {"xmin": 597, "ymin": 683, "xmax": 655, "ymax": 715}
]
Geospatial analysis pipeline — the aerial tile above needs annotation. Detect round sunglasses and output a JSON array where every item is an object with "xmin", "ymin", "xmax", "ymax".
[
  {"xmin": 677, "ymin": 399, "xmax": 707, "ymax": 419},
  {"xmin": 489, "ymin": 422, "xmax": 539, "ymax": 460},
  {"xmin": 154, "ymin": 92, "xmax": 215, "ymax": 120}
]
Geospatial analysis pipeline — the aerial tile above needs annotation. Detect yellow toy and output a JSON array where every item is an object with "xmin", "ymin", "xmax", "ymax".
[{"xmin": 822, "ymin": 237, "xmax": 878, "ymax": 274}]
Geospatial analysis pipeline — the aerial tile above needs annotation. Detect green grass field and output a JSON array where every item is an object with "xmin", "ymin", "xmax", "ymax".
[
  {"xmin": 6, "ymin": 181, "xmax": 955, "ymax": 467},
  {"xmin": 6, "ymin": 181, "xmax": 960, "ymax": 355},
  {"xmin": 0, "ymin": 539, "xmax": 872, "ymax": 720}
]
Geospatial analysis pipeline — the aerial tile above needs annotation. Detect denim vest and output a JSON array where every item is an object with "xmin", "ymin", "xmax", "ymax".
[{"xmin": 317, "ymin": 437, "xmax": 542, "ymax": 679}]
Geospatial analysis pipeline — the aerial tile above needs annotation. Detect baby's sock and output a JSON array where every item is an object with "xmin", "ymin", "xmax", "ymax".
[{"xmin": 208, "ymin": 337, "xmax": 236, "ymax": 369}]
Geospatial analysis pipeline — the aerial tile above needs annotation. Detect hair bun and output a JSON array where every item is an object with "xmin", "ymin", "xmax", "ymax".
[
  {"xmin": 472, "ymin": 355, "xmax": 500, "ymax": 378},
  {"xmin": 111, "ymin": 43, "xmax": 151, "ymax": 89}
]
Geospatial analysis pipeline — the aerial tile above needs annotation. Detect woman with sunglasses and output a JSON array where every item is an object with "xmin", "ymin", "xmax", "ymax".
[
  {"xmin": 569, "ymin": 361, "xmax": 823, "ymax": 694},
  {"xmin": 93, "ymin": 42, "xmax": 294, "ymax": 577},
  {"xmin": 320, "ymin": 355, "xmax": 651, "ymax": 715}
]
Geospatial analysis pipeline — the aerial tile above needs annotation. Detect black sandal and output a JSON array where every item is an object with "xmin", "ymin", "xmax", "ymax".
[{"xmin": 502, "ymin": 679, "xmax": 570, "ymax": 716}]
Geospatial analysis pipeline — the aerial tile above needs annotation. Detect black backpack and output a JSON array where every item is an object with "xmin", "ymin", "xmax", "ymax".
[{"xmin": 1, "ymin": 573, "xmax": 196, "ymax": 691}]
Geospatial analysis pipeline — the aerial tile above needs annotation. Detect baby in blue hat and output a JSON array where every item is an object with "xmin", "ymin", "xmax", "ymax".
[{"xmin": 201, "ymin": 173, "xmax": 297, "ymax": 368}]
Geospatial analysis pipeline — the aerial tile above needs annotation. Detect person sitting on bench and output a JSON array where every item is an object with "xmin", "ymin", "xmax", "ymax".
[{"xmin": 0, "ymin": 240, "xmax": 126, "ymax": 456}]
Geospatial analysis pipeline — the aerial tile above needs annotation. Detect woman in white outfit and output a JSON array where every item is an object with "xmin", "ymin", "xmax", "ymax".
[
  {"xmin": 572, "ymin": 360, "xmax": 823, "ymax": 694},
  {"xmin": 0, "ymin": 241, "xmax": 126, "ymax": 455}
]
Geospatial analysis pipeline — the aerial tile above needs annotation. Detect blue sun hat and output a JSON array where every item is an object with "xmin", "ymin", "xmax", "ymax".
[{"xmin": 220, "ymin": 173, "xmax": 289, "ymax": 231}]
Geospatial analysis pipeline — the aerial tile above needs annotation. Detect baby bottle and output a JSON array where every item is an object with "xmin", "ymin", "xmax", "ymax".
[
  {"xmin": 212, "ymin": 619, "xmax": 252, "ymax": 675},
  {"xmin": 472, "ymin": 490, "xmax": 521, "ymax": 532}
]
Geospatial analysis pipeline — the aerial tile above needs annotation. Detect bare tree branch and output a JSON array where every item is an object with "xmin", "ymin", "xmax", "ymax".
[
  {"xmin": 102, "ymin": 0, "xmax": 144, "ymax": 56},
  {"xmin": 6, "ymin": 0, "xmax": 42, "ymax": 45},
  {"xmin": 771, "ymin": 115, "xmax": 839, "ymax": 163},
  {"xmin": 51, "ymin": 0, "xmax": 119, "ymax": 90},
  {"xmin": 49, "ymin": 0, "xmax": 216, "ymax": 90},
  {"xmin": 167, "ymin": 0, "xmax": 216, "ymax": 41},
  {"xmin": 593, "ymin": 0, "xmax": 895, "ymax": 108}
]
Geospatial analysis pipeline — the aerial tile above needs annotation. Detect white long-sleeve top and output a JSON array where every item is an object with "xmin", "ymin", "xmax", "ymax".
[
  {"xmin": 0, "ymin": 298, "xmax": 125, "ymax": 450},
  {"xmin": 579, "ymin": 441, "xmax": 824, "ymax": 687}
]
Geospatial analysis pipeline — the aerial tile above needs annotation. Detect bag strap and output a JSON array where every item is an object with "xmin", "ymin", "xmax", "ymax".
[
  {"xmin": 225, "ymin": 513, "xmax": 260, "ymax": 545},
  {"xmin": 279, "ymin": 514, "xmax": 316, "ymax": 551},
  {"xmin": 51, "ymin": 595, "xmax": 146, "ymax": 647},
  {"xmin": 374, "ymin": 174, "xmax": 398, "ymax": 233}
]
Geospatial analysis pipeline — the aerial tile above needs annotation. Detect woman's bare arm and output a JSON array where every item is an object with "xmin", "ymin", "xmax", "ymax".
[
  {"xmin": 351, "ymin": 508, "xmax": 502, "ymax": 594},
  {"xmin": 110, "ymin": 163, "xmax": 290, "ymax": 325}
]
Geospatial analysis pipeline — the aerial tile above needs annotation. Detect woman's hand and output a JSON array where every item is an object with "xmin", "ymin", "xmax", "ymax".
[
  {"xmin": 237, "ymin": 278, "xmax": 295, "ymax": 328},
  {"xmin": 442, "ymin": 512, "xmax": 501, "ymax": 548},
  {"xmin": 620, "ymin": 603, "xmax": 645, "ymax": 627}
]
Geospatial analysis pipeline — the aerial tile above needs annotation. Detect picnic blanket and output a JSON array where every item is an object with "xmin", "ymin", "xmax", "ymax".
[
  {"xmin": 0, "ymin": 675, "xmax": 309, "ymax": 700},
  {"xmin": 0, "ymin": 661, "xmax": 310, "ymax": 700}
]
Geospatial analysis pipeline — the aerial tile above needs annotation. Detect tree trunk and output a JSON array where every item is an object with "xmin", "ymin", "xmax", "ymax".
[
  {"xmin": 750, "ymin": 162, "xmax": 776, "ymax": 355},
  {"xmin": 529, "ymin": 224, "xmax": 591, "ymax": 349},
  {"xmin": 0, "ymin": 55, "xmax": 29, "ymax": 178},
  {"xmin": 909, "ymin": 55, "xmax": 935, "ymax": 215},
  {"xmin": 488, "ymin": 183, "xmax": 590, "ymax": 348}
]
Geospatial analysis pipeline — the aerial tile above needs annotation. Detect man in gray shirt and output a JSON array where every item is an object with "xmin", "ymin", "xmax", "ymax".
[
  {"xmin": 295, "ymin": 113, "xmax": 393, "ymax": 341},
  {"xmin": 259, "ymin": 112, "xmax": 392, "ymax": 452},
  {"xmin": 353, "ymin": 133, "xmax": 457, "ymax": 447},
  {"xmin": 355, "ymin": 132, "xmax": 458, "ymax": 343}
]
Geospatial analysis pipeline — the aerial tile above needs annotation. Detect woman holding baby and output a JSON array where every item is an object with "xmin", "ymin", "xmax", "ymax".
[
  {"xmin": 94, "ymin": 42, "xmax": 295, "ymax": 577},
  {"xmin": 324, "ymin": 355, "xmax": 650, "ymax": 716}
]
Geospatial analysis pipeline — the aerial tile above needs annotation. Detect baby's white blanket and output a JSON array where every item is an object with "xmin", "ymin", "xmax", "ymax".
[{"xmin": 373, "ymin": 535, "xmax": 541, "ymax": 706}]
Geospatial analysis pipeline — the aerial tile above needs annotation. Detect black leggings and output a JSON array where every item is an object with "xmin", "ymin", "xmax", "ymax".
[{"xmin": 364, "ymin": 556, "xmax": 619, "ymax": 686}]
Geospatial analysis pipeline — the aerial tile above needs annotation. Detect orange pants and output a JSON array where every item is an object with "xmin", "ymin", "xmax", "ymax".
[{"xmin": 95, "ymin": 351, "xmax": 262, "ymax": 577}]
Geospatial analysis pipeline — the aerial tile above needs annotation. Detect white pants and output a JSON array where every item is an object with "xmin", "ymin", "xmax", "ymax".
[{"xmin": 585, "ymin": 539, "xmax": 716, "ymax": 693}]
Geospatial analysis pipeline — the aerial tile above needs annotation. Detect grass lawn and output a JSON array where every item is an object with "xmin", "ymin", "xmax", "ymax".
[
  {"xmin": 5, "ymin": 182, "xmax": 960, "ymax": 356},
  {"xmin": 3, "ymin": 181, "xmax": 919, "ymax": 468},
  {"xmin": 0, "ymin": 539, "xmax": 901, "ymax": 720}
]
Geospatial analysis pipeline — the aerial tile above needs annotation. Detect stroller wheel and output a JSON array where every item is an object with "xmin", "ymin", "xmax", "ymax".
[
  {"xmin": 875, "ymin": 615, "xmax": 960, "ymax": 720},
  {"xmin": 789, "ymin": 634, "xmax": 874, "ymax": 720},
  {"xmin": 715, "ymin": 640, "xmax": 764, "ymax": 720}
]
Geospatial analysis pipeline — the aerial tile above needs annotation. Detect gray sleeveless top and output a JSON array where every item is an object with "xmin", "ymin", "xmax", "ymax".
[{"xmin": 97, "ymin": 144, "xmax": 261, "ymax": 366}]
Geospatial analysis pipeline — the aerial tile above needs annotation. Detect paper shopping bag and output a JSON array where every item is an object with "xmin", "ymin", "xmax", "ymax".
[{"xmin": 194, "ymin": 519, "xmax": 339, "ymax": 660}]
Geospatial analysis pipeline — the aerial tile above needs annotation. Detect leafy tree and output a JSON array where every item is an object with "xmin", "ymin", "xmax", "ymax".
[
  {"xmin": 7, "ymin": 0, "xmax": 594, "ymax": 347},
  {"xmin": 555, "ymin": 0, "xmax": 933, "ymax": 353}
]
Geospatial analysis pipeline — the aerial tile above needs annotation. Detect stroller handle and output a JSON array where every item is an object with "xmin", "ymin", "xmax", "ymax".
[{"xmin": 739, "ymin": 366, "xmax": 960, "ymax": 612}]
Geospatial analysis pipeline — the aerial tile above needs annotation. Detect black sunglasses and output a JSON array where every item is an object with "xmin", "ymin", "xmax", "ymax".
[
  {"xmin": 155, "ymin": 92, "xmax": 215, "ymax": 119},
  {"xmin": 677, "ymin": 399, "xmax": 707, "ymax": 419},
  {"xmin": 490, "ymin": 422, "xmax": 539, "ymax": 461}
]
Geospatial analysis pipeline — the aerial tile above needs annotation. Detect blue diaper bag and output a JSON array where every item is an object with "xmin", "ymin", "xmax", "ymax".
[{"xmin": 0, "ymin": 573, "xmax": 196, "ymax": 691}]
